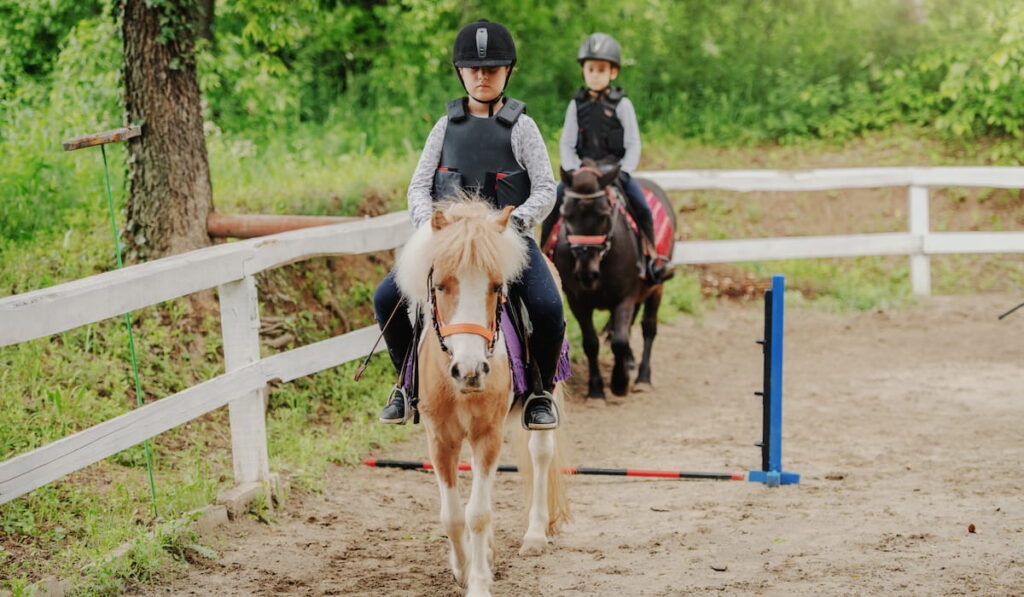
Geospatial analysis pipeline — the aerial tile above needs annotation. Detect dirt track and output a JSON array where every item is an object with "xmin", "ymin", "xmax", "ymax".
[{"xmin": 135, "ymin": 293, "xmax": 1023, "ymax": 596}]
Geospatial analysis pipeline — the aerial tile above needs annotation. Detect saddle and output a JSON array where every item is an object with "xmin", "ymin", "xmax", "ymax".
[{"xmin": 398, "ymin": 292, "xmax": 572, "ymax": 424}]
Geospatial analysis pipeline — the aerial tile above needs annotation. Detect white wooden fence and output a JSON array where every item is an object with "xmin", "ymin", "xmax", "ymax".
[
  {"xmin": 1, "ymin": 167, "xmax": 1022, "ymax": 506},
  {"xmin": 645, "ymin": 166, "xmax": 1024, "ymax": 295}
]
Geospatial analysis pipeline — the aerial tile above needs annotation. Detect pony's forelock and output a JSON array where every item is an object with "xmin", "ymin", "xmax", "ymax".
[{"xmin": 395, "ymin": 198, "xmax": 528, "ymax": 302}]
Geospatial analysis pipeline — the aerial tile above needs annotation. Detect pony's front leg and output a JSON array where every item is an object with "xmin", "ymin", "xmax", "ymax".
[
  {"xmin": 636, "ymin": 287, "xmax": 663, "ymax": 387},
  {"xmin": 465, "ymin": 434, "xmax": 501, "ymax": 597},
  {"xmin": 569, "ymin": 301, "xmax": 604, "ymax": 399},
  {"xmin": 520, "ymin": 428, "xmax": 555, "ymax": 556},
  {"xmin": 428, "ymin": 431, "xmax": 469, "ymax": 586},
  {"xmin": 609, "ymin": 298, "xmax": 636, "ymax": 396}
]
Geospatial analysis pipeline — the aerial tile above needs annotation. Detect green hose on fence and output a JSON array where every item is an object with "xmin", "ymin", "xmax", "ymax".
[{"xmin": 100, "ymin": 143, "xmax": 158, "ymax": 518}]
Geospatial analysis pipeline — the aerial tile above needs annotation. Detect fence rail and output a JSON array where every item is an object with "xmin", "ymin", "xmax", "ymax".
[
  {"xmin": 642, "ymin": 167, "xmax": 1024, "ymax": 295},
  {"xmin": 2, "ymin": 167, "xmax": 1022, "ymax": 505}
]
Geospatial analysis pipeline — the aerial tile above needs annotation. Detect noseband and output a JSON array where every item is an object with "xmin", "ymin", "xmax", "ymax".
[{"xmin": 427, "ymin": 266, "xmax": 503, "ymax": 358}]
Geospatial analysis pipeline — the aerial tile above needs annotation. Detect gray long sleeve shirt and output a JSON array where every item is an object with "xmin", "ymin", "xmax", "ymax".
[
  {"xmin": 558, "ymin": 96, "xmax": 641, "ymax": 174},
  {"xmin": 406, "ymin": 112, "xmax": 557, "ymax": 229}
]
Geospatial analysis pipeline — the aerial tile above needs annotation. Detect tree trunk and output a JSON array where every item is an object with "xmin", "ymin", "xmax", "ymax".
[
  {"xmin": 197, "ymin": 0, "xmax": 215, "ymax": 45},
  {"xmin": 123, "ymin": 0, "xmax": 213, "ymax": 261}
]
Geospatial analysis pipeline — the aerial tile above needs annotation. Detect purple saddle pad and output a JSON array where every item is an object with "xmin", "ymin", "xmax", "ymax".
[{"xmin": 403, "ymin": 303, "xmax": 571, "ymax": 394}]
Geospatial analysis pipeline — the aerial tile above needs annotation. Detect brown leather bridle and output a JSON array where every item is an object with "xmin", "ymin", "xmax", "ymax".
[{"xmin": 427, "ymin": 266, "xmax": 503, "ymax": 358}]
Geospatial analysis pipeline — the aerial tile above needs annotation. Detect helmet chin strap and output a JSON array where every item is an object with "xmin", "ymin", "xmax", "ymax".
[{"xmin": 456, "ymin": 68, "xmax": 514, "ymax": 116}]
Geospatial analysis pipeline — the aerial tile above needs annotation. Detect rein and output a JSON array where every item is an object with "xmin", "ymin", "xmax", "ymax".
[{"xmin": 427, "ymin": 266, "xmax": 503, "ymax": 358}]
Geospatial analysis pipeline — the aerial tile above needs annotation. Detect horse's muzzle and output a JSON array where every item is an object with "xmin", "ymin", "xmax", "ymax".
[
  {"xmin": 578, "ymin": 269, "xmax": 601, "ymax": 289},
  {"xmin": 451, "ymin": 360, "xmax": 491, "ymax": 392}
]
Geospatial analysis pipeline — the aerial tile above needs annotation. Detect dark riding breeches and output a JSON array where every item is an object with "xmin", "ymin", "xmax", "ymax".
[{"xmin": 373, "ymin": 235, "xmax": 565, "ymax": 389}]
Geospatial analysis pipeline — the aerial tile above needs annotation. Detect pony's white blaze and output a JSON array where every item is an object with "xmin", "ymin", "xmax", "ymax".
[{"xmin": 447, "ymin": 271, "xmax": 493, "ymax": 392}]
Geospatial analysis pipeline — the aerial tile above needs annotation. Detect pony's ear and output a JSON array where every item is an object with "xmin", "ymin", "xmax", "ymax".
[
  {"xmin": 432, "ymin": 209, "xmax": 450, "ymax": 231},
  {"xmin": 494, "ymin": 205, "xmax": 515, "ymax": 231},
  {"xmin": 559, "ymin": 167, "xmax": 574, "ymax": 186},
  {"xmin": 598, "ymin": 163, "xmax": 620, "ymax": 188}
]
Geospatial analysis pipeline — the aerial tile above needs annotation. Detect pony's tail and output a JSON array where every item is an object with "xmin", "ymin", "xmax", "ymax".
[{"xmin": 511, "ymin": 383, "xmax": 572, "ymax": 535}]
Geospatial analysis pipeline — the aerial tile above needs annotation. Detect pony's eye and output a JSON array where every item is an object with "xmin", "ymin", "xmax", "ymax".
[{"xmin": 435, "ymin": 284, "xmax": 446, "ymax": 293}]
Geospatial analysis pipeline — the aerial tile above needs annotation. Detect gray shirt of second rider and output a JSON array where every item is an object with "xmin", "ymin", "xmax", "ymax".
[{"xmin": 406, "ymin": 112, "xmax": 557, "ymax": 230}]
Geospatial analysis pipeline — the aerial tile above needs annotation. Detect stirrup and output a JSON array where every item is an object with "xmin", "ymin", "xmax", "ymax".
[
  {"xmin": 379, "ymin": 385, "xmax": 411, "ymax": 425},
  {"xmin": 521, "ymin": 391, "xmax": 561, "ymax": 431}
]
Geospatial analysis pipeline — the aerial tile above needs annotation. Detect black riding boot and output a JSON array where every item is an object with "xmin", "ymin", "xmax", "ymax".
[
  {"xmin": 374, "ymin": 281, "xmax": 415, "ymax": 425},
  {"xmin": 522, "ymin": 324, "xmax": 564, "ymax": 430},
  {"xmin": 380, "ymin": 384, "xmax": 411, "ymax": 424},
  {"xmin": 523, "ymin": 389, "xmax": 560, "ymax": 430}
]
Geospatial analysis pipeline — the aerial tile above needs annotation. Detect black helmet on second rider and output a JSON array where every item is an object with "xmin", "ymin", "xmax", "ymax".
[
  {"xmin": 452, "ymin": 19, "xmax": 517, "ymax": 111},
  {"xmin": 577, "ymin": 32, "xmax": 621, "ymax": 68}
]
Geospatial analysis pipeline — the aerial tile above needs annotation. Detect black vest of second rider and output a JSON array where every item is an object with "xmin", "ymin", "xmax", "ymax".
[
  {"xmin": 574, "ymin": 86, "xmax": 626, "ymax": 163},
  {"xmin": 432, "ymin": 97, "xmax": 531, "ymax": 210}
]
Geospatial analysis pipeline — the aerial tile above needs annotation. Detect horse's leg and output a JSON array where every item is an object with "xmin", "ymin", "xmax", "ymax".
[
  {"xmin": 520, "ymin": 428, "xmax": 555, "ymax": 556},
  {"xmin": 636, "ymin": 286, "xmax": 663, "ymax": 388},
  {"xmin": 465, "ymin": 429, "xmax": 501, "ymax": 597},
  {"xmin": 569, "ymin": 301, "xmax": 604, "ymax": 399},
  {"xmin": 428, "ymin": 426, "xmax": 469, "ymax": 586},
  {"xmin": 609, "ymin": 298, "xmax": 636, "ymax": 396}
]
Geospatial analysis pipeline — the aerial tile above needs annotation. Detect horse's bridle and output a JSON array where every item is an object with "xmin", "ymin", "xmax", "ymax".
[
  {"xmin": 563, "ymin": 185, "xmax": 619, "ymax": 258},
  {"xmin": 427, "ymin": 266, "xmax": 503, "ymax": 358}
]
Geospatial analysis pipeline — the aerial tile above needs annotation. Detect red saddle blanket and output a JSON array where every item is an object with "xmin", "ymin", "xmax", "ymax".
[{"xmin": 545, "ymin": 184, "xmax": 673, "ymax": 261}]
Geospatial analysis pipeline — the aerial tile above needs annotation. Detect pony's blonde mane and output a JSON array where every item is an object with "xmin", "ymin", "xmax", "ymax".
[{"xmin": 395, "ymin": 198, "xmax": 528, "ymax": 303}]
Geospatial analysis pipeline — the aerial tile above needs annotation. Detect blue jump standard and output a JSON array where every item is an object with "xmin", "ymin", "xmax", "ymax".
[{"xmin": 748, "ymin": 275, "xmax": 801, "ymax": 487}]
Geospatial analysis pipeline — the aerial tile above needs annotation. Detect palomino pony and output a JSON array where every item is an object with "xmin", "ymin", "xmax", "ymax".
[
  {"xmin": 552, "ymin": 162, "xmax": 676, "ymax": 401},
  {"xmin": 394, "ymin": 199, "xmax": 569, "ymax": 597}
]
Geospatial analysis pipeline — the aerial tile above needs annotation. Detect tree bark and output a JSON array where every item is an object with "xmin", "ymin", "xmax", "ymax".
[
  {"xmin": 123, "ymin": 0, "xmax": 214, "ymax": 261},
  {"xmin": 197, "ymin": 0, "xmax": 215, "ymax": 45}
]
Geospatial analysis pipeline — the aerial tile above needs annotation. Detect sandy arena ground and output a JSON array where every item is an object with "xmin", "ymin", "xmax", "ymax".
[{"xmin": 135, "ymin": 293, "xmax": 1023, "ymax": 596}]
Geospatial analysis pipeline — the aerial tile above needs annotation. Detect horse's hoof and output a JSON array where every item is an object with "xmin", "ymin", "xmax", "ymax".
[
  {"xmin": 519, "ymin": 534, "xmax": 548, "ymax": 556},
  {"xmin": 610, "ymin": 383, "xmax": 629, "ymax": 396},
  {"xmin": 584, "ymin": 398, "xmax": 606, "ymax": 408},
  {"xmin": 633, "ymin": 381, "xmax": 654, "ymax": 393},
  {"xmin": 450, "ymin": 555, "xmax": 467, "ymax": 586}
]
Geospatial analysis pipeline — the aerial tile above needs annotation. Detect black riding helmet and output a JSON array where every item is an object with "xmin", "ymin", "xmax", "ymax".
[
  {"xmin": 452, "ymin": 19, "xmax": 517, "ymax": 115},
  {"xmin": 577, "ymin": 32, "xmax": 621, "ymax": 68}
]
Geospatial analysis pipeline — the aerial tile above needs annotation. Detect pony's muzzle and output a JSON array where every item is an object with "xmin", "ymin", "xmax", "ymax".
[
  {"xmin": 450, "ymin": 360, "xmax": 490, "ymax": 392},
  {"xmin": 578, "ymin": 268, "xmax": 600, "ymax": 288}
]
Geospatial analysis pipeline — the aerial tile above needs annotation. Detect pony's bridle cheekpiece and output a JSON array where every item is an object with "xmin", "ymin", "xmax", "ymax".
[
  {"xmin": 428, "ymin": 266, "xmax": 503, "ymax": 357},
  {"xmin": 564, "ymin": 171, "xmax": 617, "ymax": 252}
]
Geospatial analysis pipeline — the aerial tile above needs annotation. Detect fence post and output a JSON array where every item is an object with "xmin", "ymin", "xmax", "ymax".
[
  {"xmin": 218, "ymin": 275, "xmax": 271, "ymax": 486},
  {"xmin": 908, "ymin": 185, "xmax": 931, "ymax": 296}
]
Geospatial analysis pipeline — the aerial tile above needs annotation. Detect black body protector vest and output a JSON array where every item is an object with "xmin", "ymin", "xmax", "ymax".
[
  {"xmin": 432, "ymin": 97, "xmax": 531, "ymax": 209},
  {"xmin": 574, "ymin": 86, "xmax": 626, "ymax": 163}
]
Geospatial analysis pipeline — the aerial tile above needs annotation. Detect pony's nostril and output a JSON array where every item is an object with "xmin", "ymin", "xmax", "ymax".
[{"xmin": 481, "ymin": 362, "xmax": 490, "ymax": 375}]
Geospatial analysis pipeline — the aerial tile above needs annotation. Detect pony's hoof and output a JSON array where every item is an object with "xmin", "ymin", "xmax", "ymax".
[
  {"xmin": 633, "ymin": 381, "xmax": 654, "ymax": 393},
  {"xmin": 584, "ymin": 398, "xmax": 606, "ymax": 408},
  {"xmin": 519, "ymin": 534, "xmax": 548, "ymax": 556},
  {"xmin": 466, "ymin": 583, "xmax": 492, "ymax": 597},
  {"xmin": 450, "ymin": 555, "xmax": 467, "ymax": 586}
]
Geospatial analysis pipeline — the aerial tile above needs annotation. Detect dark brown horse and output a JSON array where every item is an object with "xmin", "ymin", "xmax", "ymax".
[{"xmin": 551, "ymin": 162, "xmax": 676, "ymax": 402}]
